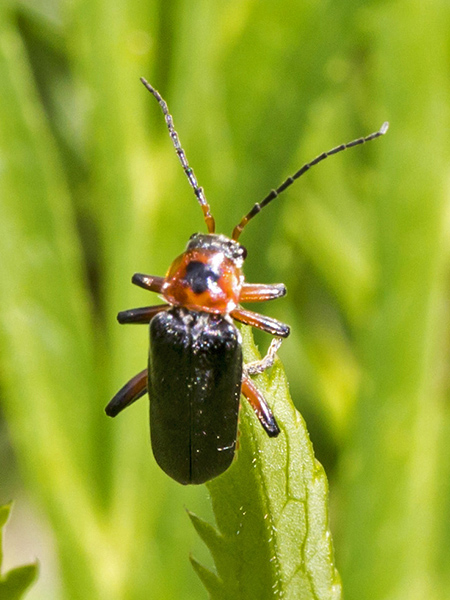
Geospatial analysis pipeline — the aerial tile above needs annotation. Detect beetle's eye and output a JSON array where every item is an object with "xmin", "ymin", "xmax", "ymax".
[{"xmin": 240, "ymin": 245, "xmax": 247, "ymax": 260}]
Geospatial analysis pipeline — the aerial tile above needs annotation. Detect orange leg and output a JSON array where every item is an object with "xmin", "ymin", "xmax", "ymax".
[
  {"xmin": 132, "ymin": 273, "xmax": 165, "ymax": 293},
  {"xmin": 106, "ymin": 369, "xmax": 148, "ymax": 417},
  {"xmin": 231, "ymin": 307, "xmax": 290, "ymax": 338},
  {"xmin": 240, "ymin": 283, "xmax": 286, "ymax": 303},
  {"xmin": 241, "ymin": 376, "xmax": 279, "ymax": 437}
]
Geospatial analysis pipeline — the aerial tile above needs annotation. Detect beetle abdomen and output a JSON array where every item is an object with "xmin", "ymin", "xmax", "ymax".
[{"xmin": 149, "ymin": 307, "xmax": 242, "ymax": 485}]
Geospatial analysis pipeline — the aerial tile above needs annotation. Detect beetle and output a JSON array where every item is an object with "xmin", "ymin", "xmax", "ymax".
[{"xmin": 105, "ymin": 77, "xmax": 388, "ymax": 485}]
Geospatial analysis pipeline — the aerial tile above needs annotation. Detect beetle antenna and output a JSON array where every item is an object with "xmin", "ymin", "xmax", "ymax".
[
  {"xmin": 140, "ymin": 78, "xmax": 216, "ymax": 234},
  {"xmin": 232, "ymin": 121, "xmax": 389, "ymax": 240}
]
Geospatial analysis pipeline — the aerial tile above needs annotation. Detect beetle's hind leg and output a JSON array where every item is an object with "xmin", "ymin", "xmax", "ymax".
[
  {"xmin": 106, "ymin": 369, "xmax": 148, "ymax": 417},
  {"xmin": 118, "ymin": 304, "xmax": 169, "ymax": 324},
  {"xmin": 241, "ymin": 376, "xmax": 279, "ymax": 437}
]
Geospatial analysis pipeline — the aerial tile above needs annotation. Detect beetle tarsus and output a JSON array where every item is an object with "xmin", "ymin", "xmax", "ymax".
[{"xmin": 244, "ymin": 337, "xmax": 283, "ymax": 376}]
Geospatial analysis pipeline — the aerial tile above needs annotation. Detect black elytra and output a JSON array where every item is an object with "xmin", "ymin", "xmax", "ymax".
[
  {"xmin": 150, "ymin": 308, "xmax": 242, "ymax": 484},
  {"xmin": 105, "ymin": 78, "xmax": 389, "ymax": 485}
]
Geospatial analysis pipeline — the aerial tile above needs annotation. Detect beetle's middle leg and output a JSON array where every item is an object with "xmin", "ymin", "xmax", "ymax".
[{"xmin": 106, "ymin": 369, "xmax": 148, "ymax": 417}]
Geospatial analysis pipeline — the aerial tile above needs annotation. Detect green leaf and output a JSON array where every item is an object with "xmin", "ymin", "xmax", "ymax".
[
  {"xmin": 189, "ymin": 554, "xmax": 222, "ymax": 598},
  {"xmin": 191, "ymin": 328, "xmax": 341, "ymax": 600},
  {"xmin": 0, "ymin": 504, "xmax": 37, "ymax": 600}
]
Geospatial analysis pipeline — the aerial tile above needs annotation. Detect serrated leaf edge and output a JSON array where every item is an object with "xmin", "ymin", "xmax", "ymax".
[{"xmin": 189, "ymin": 555, "xmax": 223, "ymax": 597}]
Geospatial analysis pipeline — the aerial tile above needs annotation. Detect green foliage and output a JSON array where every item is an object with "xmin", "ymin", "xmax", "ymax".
[
  {"xmin": 190, "ymin": 328, "xmax": 341, "ymax": 600},
  {"xmin": 0, "ymin": 505, "xmax": 37, "ymax": 600},
  {"xmin": 1, "ymin": 0, "xmax": 450, "ymax": 599}
]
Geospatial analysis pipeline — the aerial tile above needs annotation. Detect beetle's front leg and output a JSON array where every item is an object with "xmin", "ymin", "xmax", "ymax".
[
  {"xmin": 118, "ymin": 304, "xmax": 169, "ymax": 324},
  {"xmin": 241, "ymin": 375, "xmax": 279, "ymax": 437},
  {"xmin": 132, "ymin": 273, "xmax": 165, "ymax": 292},
  {"xmin": 239, "ymin": 283, "xmax": 286, "ymax": 303},
  {"xmin": 106, "ymin": 369, "xmax": 148, "ymax": 417}
]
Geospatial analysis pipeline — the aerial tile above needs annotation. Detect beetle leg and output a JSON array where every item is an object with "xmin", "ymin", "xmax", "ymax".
[
  {"xmin": 241, "ymin": 376, "xmax": 280, "ymax": 437},
  {"xmin": 230, "ymin": 307, "xmax": 290, "ymax": 338},
  {"xmin": 132, "ymin": 273, "xmax": 165, "ymax": 292},
  {"xmin": 117, "ymin": 304, "xmax": 169, "ymax": 324},
  {"xmin": 244, "ymin": 337, "xmax": 283, "ymax": 376},
  {"xmin": 240, "ymin": 283, "xmax": 286, "ymax": 303},
  {"xmin": 105, "ymin": 369, "xmax": 148, "ymax": 417}
]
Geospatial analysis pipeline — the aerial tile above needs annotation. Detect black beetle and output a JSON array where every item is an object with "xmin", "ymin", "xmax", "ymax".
[{"xmin": 105, "ymin": 78, "xmax": 388, "ymax": 485}]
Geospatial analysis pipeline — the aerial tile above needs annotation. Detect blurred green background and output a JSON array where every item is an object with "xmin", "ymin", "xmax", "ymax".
[{"xmin": 1, "ymin": 0, "xmax": 450, "ymax": 598}]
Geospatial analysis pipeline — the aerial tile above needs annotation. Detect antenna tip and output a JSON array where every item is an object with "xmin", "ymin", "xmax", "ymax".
[
  {"xmin": 140, "ymin": 77, "xmax": 153, "ymax": 92},
  {"xmin": 380, "ymin": 121, "xmax": 389, "ymax": 135}
]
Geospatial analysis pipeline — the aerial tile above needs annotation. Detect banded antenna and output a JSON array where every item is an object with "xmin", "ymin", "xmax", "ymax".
[
  {"xmin": 140, "ymin": 78, "xmax": 216, "ymax": 234},
  {"xmin": 232, "ymin": 121, "xmax": 389, "ymax": 240},
  {"xmin": 141, "ymin": 77, "xmax": 388, "ymax": 241}
]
